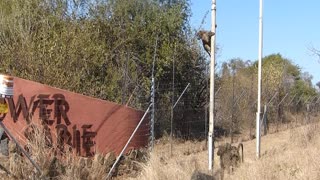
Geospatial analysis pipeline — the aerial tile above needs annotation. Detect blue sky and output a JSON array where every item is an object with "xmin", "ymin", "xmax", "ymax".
[{"xmin": 190, "ymin": 0, "xmax": 320, "ymax": 85}]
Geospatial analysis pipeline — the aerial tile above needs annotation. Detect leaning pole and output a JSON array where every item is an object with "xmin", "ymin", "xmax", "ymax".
[
  {"xmin": 208, "ymin": 0, "xmax": 216, "ymax": 170},
  {"xmin": 256, "ymin": 0, "xmax": 263, "ymax": 158}
]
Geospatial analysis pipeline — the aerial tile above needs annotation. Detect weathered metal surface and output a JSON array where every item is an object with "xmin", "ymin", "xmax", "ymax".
[{"xmin": 2, "ymin": 77, "xmax": 149, "ymax": 156}]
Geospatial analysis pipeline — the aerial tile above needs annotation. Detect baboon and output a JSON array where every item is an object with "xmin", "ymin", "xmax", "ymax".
[
  {"xmin": 217, "ymin": 143, "xmax": 244, "ymax": 180},
  {"xmin": 190, "ymin": 158, "xmax": 214, "ymax": 180},
  {"xmin": 196, "ymin": 30, "xmax": 215, "ymax": 56},
  {"xmin": 230, "ymin": 143, "xmax": 244, "ymax": 165}
]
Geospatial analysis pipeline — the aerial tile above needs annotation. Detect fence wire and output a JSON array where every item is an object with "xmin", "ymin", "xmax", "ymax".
[{"xmin": 151, "ymin": 80, "xmax": 320, "ymax": 145}]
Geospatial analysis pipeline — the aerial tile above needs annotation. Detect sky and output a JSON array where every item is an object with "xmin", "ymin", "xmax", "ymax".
[{"xmin": 190, "ymin": 0, "xmax": 320, "ymax": 85}]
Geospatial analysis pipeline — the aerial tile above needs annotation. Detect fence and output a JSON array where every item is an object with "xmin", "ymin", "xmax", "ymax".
[{"xmin": 151, "ymin": 80, "xmax": 320, "ymax": 146}]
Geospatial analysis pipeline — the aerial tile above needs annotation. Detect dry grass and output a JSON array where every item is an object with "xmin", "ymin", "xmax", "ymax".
[
  {"xmin": 231, "ymin": 123, "xmax": 320, "ymax": 180},
  {"xmin": 135, "ymin": 137, "xmax": 216, "ymax": 180},
  {"xmin": 0, "ymin": 123, "xmax": 108, "ymax": 180},
  {"xmin": 135, "ymin": 122, "xmax": 320, "ymax": 180},
  {"xmin": 2, "ymin": 121, "xmax": 320, "ymax": 180}
]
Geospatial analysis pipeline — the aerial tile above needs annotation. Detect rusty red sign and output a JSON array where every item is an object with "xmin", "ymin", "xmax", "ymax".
[{"xmin": 1, "ymin": 77, "xmax": 149, "ymax": 156}]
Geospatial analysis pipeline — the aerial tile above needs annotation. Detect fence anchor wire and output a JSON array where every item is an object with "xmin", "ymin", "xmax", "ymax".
[
  {"xmin": 170, "ymin": 83, "xmax": 191, "ymax": 156},
  {"xmin": 267, "ymin": 92, "xmax": 278, "ymax": 106},
  {"xmin": 277, "ymin": 93, "xmax": 289, "ymax": 107},
  {"xmin": 287, "ymin": 93, "xmax": 297, "ymax": 106},
  {"xmin": 173, "ymin": 83, "xmax": 191, "ymax": 109},
  {"xmin": 106, "ymin": 104, "xmax": 152, "ymax": 180},
  {"xmin": 0, "ymin": 120, "xmax": 42, "ymax": 175}
]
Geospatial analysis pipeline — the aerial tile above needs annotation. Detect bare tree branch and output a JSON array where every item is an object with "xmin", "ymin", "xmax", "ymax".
[{"xmin": 309, "ymin": 46, "xmax": 320, "ymax": 62}]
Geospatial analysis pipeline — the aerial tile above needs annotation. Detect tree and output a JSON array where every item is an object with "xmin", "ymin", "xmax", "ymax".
[
  {"xmin": 316, "ymin": 81, "xmax": 320, "ymax": 90},
  {"xmin": 0, "ymin": 0, "xmax": 210, "ymax": 137},
  {"xmin": 310, "ymin": 46, "xmax": 320, "ymax": 62},
  {"xmin": 215, "ymin": 53, "xmax": 317, "ymax": 137}
]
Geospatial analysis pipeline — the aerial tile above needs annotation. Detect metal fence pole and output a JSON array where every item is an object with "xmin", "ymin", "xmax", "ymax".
[
  {"xmin": 150, "ymin": 78, "xmax": 155, "ymax": 150},
  {"xmin": 170, "ymin": 46, "xmax": 175, "ymax": 156},
  {"xmin": 150, "ymin": 36, "xmax": 158, "ymax": 150},
  {"xmin": 256, "ymin": 0, "xmax": 264, "ymax": 159},
  {"xmin": 209, "ymin": 0, "xmax": 217, "ymax": 170}
]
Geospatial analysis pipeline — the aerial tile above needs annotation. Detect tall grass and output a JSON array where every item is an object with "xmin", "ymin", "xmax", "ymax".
[
  {"xmin": 137, "ymin": 123, "xmax": 320, "ymax": 180},
  {"xmin": 1, "ymin": 123, "xmax": 109, "ymax": 180},
  {"xmin": 2, "ymin": 122, "xmax": 320, "ymax": 179},
  {"xmin": 137, "ymin": 139, "xmax": 214, "ymax": 180},
  {"xmin": 138, "ymin": 152, "xmax": 197, "ymax": 180},
  {"xmin": 230, "ymin": 123, "xmax": 320, "ymax": 180}
]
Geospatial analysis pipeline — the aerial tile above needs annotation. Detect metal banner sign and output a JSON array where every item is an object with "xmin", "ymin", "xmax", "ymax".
[{"xmin": 1, "ymin": 77, "xmax": 149, "ymax": 156}]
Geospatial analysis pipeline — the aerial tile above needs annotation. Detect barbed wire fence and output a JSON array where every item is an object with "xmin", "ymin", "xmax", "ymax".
[
  {"xmin": 149, "ymin": 78, "xmax": 320, "ymax": 151},
  {"xmin": 153, "ymin": 82, "xmax": 207, "ymax": 140},
  {"xmin": 142, "ymin": 56, "xmax": 320, "ymax": 154}
]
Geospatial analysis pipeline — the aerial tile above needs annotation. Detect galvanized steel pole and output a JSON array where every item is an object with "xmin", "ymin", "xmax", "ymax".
[
  {"xmin": 256, "ymin": 0, "xmax": 263, "ymax": 159},
  {"xmin": 150, "ymin": 37, "xmax": 158, "ymax": 150},
  {"xmin": 208, "ymin": 0, "xmax": 216, "ymax": 170},
  {"xmin": 170, "ymin": 47, "xmax": 175, "ymax": 156}
]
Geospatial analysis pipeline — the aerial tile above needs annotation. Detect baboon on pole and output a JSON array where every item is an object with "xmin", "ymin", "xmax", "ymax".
[{"xmin": 196, "ymin": 30, "xmax": 215, "ymax": 56}]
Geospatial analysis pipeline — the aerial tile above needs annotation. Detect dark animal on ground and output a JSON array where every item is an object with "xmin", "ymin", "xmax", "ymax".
[
  {"xmin": 217, "ymin": 143, "xmax": 244, "ymax": 180},
  {"xmin": 191, "ymin": 171, "xmax": 214, "ymax": 180}
]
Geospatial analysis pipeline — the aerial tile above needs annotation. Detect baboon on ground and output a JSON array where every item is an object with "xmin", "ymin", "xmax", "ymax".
[
  {"xmin": 190, "ymin": 158, "xmax": 214, "ymax": 180},
  {"xmin": 230, "ymin": 143, "xmax": 244, "ymax": 165},
  {"xmin": 196, "ymin": 30, "xmax": 215, "ymax": 56},
  {"xmin": 217, "ymin": 143, "xmax": 244, "ymax": 180}
]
